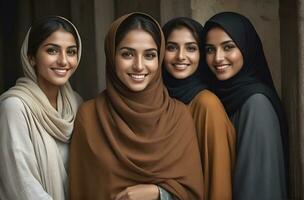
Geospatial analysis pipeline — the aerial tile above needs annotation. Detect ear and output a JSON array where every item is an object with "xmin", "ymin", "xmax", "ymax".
[{"xmin": 28, "ymin": 56, "xmax": 36, "ymax": 67}]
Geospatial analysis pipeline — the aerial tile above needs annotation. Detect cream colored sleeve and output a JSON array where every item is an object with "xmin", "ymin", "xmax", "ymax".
[{"xmin": 0, "ymin": 97, "xmax": 53, "ymax": 200}]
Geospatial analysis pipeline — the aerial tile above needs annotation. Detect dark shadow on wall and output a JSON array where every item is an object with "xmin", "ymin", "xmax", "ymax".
[
  {"xmin": 0, "ymin": 0, "xmax": 99, "ymax": 100},
  {"xmin": 0, "ymin": 0, "xmax": 23, "ymax": 92}
]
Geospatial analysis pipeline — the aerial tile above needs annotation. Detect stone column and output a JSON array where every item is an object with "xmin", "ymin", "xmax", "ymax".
[
  {"xmin": 280, "ymin": 0, "xmax": 303, "ymax": 198},
  {"xmin": 160, "ymin": 0, "xmax": 191, "ymax": 25}
]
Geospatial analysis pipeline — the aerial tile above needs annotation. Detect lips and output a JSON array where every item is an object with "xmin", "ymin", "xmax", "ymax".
[
  {"xmin": 51, "ymin": 68, "xmax": 70, "ymax": 77},
  {"xmin": 128, "ymin": 73, "xmax": 148, "ymax": 81},
  {"xmin": 172, "ymin": 63, "xmax": 190, "ymax": 70},
  {"xmin": 214, "ymin": 64, "xmax": 230, "ymax": 72}
]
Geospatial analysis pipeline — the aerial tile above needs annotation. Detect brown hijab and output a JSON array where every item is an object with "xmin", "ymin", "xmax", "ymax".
[{"xmin": 70, "ymin": 12, "xmax": 204, "ymax": 200}]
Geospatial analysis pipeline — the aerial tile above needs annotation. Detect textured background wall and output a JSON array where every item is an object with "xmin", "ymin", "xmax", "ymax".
[
  {"xmin": 191, "ymin": 0, "xmax": 282, "ymax": 96},
  {"xmin": 280, "ymin": 0, "xmax": 304, "ymax": 198}
]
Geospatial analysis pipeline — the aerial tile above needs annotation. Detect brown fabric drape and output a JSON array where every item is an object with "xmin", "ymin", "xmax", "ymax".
[
  {"xmin": 189, "ymin": 90, "xmax": 236, "ymax": 200},
  {"xmin": 69, "ymin": 12, "xmax": 204, "ymax": 200}
]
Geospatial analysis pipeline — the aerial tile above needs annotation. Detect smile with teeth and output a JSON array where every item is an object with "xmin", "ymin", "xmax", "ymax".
[
  {"xmin": 214, "ymin": 64, "xmax": 231, "ymax": 71},
  {"xmin": 128, "ymin": 73, "xmax": 148, "ymax": 81},
  {"xmin": 173, "ymin": 63, "xmax": 190, "ymax": 70},
  {"xmin": 51, "ymin": 68, "xmax": 70, "ymax": 76}
]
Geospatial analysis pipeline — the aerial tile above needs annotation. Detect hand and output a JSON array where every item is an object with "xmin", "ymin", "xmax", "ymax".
[{"xmin": 114, "ymin": 184, "xmax": 159, "ymax": 200}]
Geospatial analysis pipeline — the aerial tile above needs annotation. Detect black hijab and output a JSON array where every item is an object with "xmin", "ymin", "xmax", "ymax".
[
  {"xmin": 162, "ymin": 17, "xmax": 208, "ymax": 104},
  {"xmin": 203, "ymin": 11, "xmax": 289, "ymax": 181}
]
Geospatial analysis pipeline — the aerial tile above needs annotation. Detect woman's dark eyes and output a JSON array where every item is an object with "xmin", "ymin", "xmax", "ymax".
[
  {"xmin": 205, "ymin": 46, "xmax": 215, "ymax": 53},
  {"xmin": 46, "ymin": 47, "xmax": 77, "ymax": 56},
  {"xmin": 223, "ymin": 44, "xmax": 236, "ymax": 51},
  {"xmin": 166, "ymin": 44, "xmax": 177, "ymax": 51},
  {"xmin": 46, "ymin": 48, "xmax": 58, "ymax": 55},
  {"xmin": 205, "ymin": 44, "xmax": 236, "ymax": 53},
  {"xmin": 67, "ymin": 48, "xmax": 78, "ymax": 56},
  {"xmin": 121, "ymin": 51, "xmax": 133, "ymax": 58},
  {"xmin": 145, "ymin": 52, "xmax": 157, "ymax": 60},
  {"xmin": 186, "ymin": 45, "xmax": 198, "ymax": 52}
]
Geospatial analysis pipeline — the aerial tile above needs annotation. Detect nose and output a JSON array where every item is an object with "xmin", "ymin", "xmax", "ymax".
[
  {"xmin": 57, "ymin": 51, "xmax": 68, "ymax": 67},
  {"xmin": 133, "ymin": 56, "xmax": 144, "ymax": 72},
  {"xmin": 214, "ymin": 49, "xmax": 224, "ymax": 62},
  {"xmin": 177, "ymin": 48, "xmax": 186, "ymax": 60}
]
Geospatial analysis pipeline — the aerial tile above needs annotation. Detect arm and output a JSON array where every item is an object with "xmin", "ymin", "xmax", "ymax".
[
  {"xmin": 0, "ymin": 97, "xmax": 53, "ymax": 200},
  {"xmin": 114, "ymin": 184, "xmax": 177, "ymax": 200},
  {"xmin": 232, "ymin": 94, "xmax": 287, "ymax": 200},
  {"xmin": 189, "ymin": 90, "xmax": 235, "ymax": 200}
]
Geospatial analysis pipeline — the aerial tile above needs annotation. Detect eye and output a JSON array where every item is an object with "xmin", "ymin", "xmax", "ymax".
[
  {"xmin": 223, "ymin": 44, "xmax": 236, "ymax": 51},
  {"xmin": 46, "ymin": 47, "xmax": 58, "ymax": 55},
  {"xmin": 205, "ymin": 46, "xmax": 215, "ymax": 54},
  {"xmin": 144, "ymin": 51, "xmax": 157, "ymax": 60},
  {"xmin": 186, "ymin": 45, "xmax": 198, "ymax": 52},
  {"xmin": 166, "ymin": 44, "xmax": 178, "ymax": 52},
  {"xmin": 121, "ymin": 51, "xmax": 134, "ymax": 59},
  {"xmin": 67, "ymin": 48, "xmax": 78, "ymax": 56}
]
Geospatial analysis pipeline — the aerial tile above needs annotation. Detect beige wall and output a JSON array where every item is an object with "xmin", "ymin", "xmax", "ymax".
[
  {"xmin": 94, "ymin": 0, "xmax": 114, "ymax": 92},
  {"xmin": 160, "ymin": 0, "xmax": 191, "ymax": 25},
  {"xmin": 191, "ymin": 0, "xmax": 281, "ymax": 95}
]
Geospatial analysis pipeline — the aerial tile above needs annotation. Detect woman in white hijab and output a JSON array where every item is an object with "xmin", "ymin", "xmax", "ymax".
[{"xmin": 0, "ymin": 16, "xmax": 82, "ymax": 200}]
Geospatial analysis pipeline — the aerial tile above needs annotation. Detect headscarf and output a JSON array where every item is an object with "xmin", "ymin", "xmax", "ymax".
[
  {"xmin": 162, "ymin": 17, "xmax": 208, "ymax": 104},
  {"xmin": 96, "ymin": 12, "xmax": 204, "ymax": 199},
  {"xmin": 203, "ymin": 11, "xmax": 288, "ymax": 182},
  {"xmin": 0, "ymin": 16, "xmax": 82, "ymax": 199}
]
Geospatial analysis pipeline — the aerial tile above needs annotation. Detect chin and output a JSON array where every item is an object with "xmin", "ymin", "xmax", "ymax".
[
  {"xmin": 172, "ymin": 73, "xmax": 189, "ymax": 79},
  {"xmin": 128, "ymin": 85, "xmax": 148, "ymax": 92},
  {"xmin": 51, "ymin": 78, "xmax": 70, "ymax": 87}
]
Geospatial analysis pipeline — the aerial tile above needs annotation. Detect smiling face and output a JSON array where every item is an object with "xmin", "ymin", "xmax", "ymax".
[
  {"xmin": 29, "ymin": 28, "xmax": 78, "ymax": 90},
  {"xmin": 115, "ymin": 28, "xmax": 159, "ymax": 92},
  {"xmin": 205, "ymin": 27, "xmax": 243, "ymax": 81},
  {"xmin": 164, "ymin": 27, "xmax": 200, "ymax": 79}
]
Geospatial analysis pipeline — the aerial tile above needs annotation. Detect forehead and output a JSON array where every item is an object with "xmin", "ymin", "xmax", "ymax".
[
  {"xmin": 167, "ymin": 27, "xmax": 197, "ymax": 43},
  {"xmin": 117, "ymin": 29, "xmax": 157, "ymax": 49},
  {"xmin": 206, "ymin": 27, "xmax": 233, "ymax": 44},
  {"xmin": 41, "ymin": 29, "xmax": 76, "ymax": 46}
]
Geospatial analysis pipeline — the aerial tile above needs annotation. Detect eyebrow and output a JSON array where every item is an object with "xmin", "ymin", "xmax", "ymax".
[
  {"xmin": 205, "ymin": 40, "xmax": 234, "ymax": 46},
  {"xmin": 166, "ymin": 41, "xmax": 198, "ymax": 45},
  {"xmin": 118, "ymin": 47, "xmax": 158, "ymax": 51},
  {"xmin": 43, "ymin": 43, "xmax": 77, "ymax": 48}
]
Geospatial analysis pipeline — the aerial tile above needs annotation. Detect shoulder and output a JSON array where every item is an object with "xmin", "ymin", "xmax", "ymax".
[
  {"xmin": 241, "ymin": 93, "xmax": 275, "ymax": 113},
  {"xmin": 77, "ymin": 99, "xmax": 96, "ymax": 119},
  {"xmin": 190, "ymin": 89, "xmax": 226, "ymax": 112},
  {"xmin": 0, "ymin": 97, "xmax": 26, "ymax": 114},
  {"xmin": 237, "ymin": 93, "xmax": 279, "ymax": 125}
]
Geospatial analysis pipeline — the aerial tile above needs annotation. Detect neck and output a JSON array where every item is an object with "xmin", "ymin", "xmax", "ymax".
[{"xmin": 37, "ymin": 81, "xmax": 59, "ymax": 110}]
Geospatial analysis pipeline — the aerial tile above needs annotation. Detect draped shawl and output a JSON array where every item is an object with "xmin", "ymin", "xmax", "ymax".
[
  {"xmin": 0, "ymin": 16, "xmax": 82, "ymax": 199},
  {"xmin": 70, "ymin": 12, "xmax": 204, "ymax": 200}
]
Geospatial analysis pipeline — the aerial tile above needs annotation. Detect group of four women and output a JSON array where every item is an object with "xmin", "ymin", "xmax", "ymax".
[{"xmin": 0, "ymin": 11, "xmax": 288, "ymax": 200}]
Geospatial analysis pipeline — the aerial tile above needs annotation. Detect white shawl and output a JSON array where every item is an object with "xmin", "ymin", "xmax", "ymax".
[{"xmin": 0, "ymin": 16, "xmax": 82, "ymax": 200}]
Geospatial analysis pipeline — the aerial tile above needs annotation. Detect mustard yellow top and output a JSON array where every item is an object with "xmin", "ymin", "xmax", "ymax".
[{"xmin": 189, "ymin": 89, "xmax": 236, "ymax": 200}]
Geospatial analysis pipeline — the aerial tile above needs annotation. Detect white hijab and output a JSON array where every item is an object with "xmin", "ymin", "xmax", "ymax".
[{"xmin": 0, "ymin": 16, "xmax": 82, "ymax": 199}]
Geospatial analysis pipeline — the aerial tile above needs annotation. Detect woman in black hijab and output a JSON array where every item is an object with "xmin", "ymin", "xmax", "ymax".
[
  {"xmin": 203, "ymin": 11, "xmax": 288, "ymax": 200},
  {"xmin": 162, "ymin": 17, "xmax": 236, "ymax": 200}
]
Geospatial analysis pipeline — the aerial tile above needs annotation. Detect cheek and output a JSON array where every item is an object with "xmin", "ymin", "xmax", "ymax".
[
  {"xmin": 69, "ymin": 57, "xmax": 78, "ymax": 68},
  {"xmin": 148, "ymin": 60, "xmax": 159, "ymax": 73},
  {"xmin": 191, "ymin": 53, "xmax": 200, "ymax": 65},
  {"xmin": 230, "ymin": 52, "xmax": 244, "ymax": 69},
  {"xmin": 164, "ymin": 52, "xmax": 174, "ymax": 67},
  {"xmin": 115, "ymin": 58, "xmax": 132, "ymax": 77},
  {"xmin": 206, "ymin": 55, "xmax": 213, "ymax": 68}
]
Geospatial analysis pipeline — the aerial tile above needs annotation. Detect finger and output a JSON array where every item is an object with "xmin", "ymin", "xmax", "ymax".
[{"xmin": 114, "ymin": 190, "xmax": 127, "ymax": 200}]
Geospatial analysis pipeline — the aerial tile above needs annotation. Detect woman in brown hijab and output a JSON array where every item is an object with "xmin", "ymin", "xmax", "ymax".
[{"xmin": 69, "ymin": 13, "xmax": 204, "ymax": 200}]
